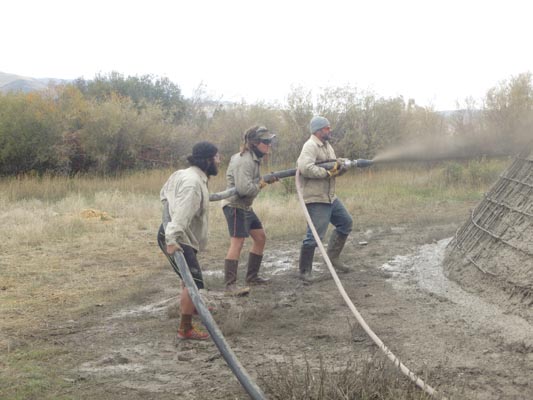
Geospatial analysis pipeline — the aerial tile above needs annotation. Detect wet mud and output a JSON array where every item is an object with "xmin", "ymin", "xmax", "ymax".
[{"xmin": 52, "ymin": 223, "xmax": 533, "ymax": 399}]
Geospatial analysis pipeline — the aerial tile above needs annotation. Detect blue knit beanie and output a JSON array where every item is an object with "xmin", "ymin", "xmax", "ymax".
[{"xmin": 310, "ymin": 116, "xmax": 330, "ymax": 134}]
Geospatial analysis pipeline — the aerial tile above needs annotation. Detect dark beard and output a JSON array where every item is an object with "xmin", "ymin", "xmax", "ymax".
[
  {"xmin": 252, "ymin": 147, "xmax": 265, "ymax": 158},
  {"xmin": 206, "ymin": 162, "xmax": 218, "ymax": 177}
]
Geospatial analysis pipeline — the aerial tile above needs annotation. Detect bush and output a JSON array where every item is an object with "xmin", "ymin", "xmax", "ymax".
[
  {"xmin": 280, "ymin": 176, "xmax": 296, "ymax": 195},
  {"xmin": 443, "ymin": 162, "xmax": 464, "ymax": 185},
  {"xmin": 466, "ymin": 159, "xmax": 500, "ymax": 186},
  {"xmin": 0, "ymin": 93, "xmax": 63, "ymax": 175}
]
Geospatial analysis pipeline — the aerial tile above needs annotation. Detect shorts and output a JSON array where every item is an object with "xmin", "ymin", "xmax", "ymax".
[
  {"xmin": 223, "ymin": 205, "xmax": 263, "ymax": 238},
  {"xmin": 157, "ymin": 224, "xmax": 204, "ymax": 289}
]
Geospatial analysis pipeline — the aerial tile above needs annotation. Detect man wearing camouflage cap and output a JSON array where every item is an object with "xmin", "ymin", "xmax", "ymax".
[{"xmin": 296, "ymin": 116, "xmax": 353, "ymax": 283}]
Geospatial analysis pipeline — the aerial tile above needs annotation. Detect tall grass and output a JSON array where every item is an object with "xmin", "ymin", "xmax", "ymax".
[
  {"xmin": 0, "ymin": 170, "xmax": 172, "ymax": 202},
  {"xmin": 0, "ymin": 160, "xmax": 502, "ymax": 399},
  {"xmin": 0, "ymin": 159, "xmax": 506, "ymax": 252},
  {"xmin": 255, "ymin": 158, "xmax": 506, "ymax": 233},
  {"xmin": 0, "ymin": 158, "xmax": 504, "ymax": 204},
  {"xmin": 1, "ymin": 160, "xmax": 505, "ymax": 327}
]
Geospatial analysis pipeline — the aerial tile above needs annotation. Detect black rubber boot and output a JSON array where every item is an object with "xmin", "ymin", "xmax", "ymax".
[
  {"xmin": 298, "ymin": 245, "xmax": 317, "ymax": 283},
  {"xmin": 245, "ymin": 253, "xmax": 269, "ymax": 285},
  {"xmin": 326, "ymin": 231, "xmax": 352, "ymax": 273}
]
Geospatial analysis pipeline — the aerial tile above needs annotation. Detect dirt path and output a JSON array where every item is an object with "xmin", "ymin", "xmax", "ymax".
[{"xmin": 47, "ymin": 223, "xmax": 533, "ymax": 399}]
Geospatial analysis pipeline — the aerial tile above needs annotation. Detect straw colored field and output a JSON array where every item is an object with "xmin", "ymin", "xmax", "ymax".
[{"xmin": 0, "ymin": 159, "xmax": 510, "ymax": 399}]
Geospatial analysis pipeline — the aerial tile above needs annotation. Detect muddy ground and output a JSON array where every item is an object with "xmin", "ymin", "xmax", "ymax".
[{"xmin": 15, "ymin": 221, "xmax": 533, "ymax": 400}]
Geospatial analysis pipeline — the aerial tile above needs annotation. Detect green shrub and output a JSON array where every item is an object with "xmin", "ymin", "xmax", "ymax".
[
  {"xmin": 466, "ymin": 159, "xmax": 499, "ymax": 186},
  {"xmin": 443, "ymin": 162, "xmax": 464, "ymax": 185},
  {"xmin": 280, "ymin": 176, "xmax": 296, "ymax": 195}
]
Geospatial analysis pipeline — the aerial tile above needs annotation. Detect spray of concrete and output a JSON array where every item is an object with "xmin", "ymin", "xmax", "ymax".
[
  {"xmin": 373, "ymin": 136, "xmax": 474, "ymax": 163},
  {"xmin": 373, "ymin": 131, "xmax": 532, "ymax": 164}
]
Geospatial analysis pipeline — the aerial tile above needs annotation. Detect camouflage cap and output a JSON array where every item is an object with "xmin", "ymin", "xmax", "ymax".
[{"xmin": 246, "ymin": 126, "xmax": 276, "ymax": 142}]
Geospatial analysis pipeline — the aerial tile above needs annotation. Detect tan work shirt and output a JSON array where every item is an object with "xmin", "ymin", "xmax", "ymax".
[
  {"xmin": 160, "ymin": 166, "xmax": 209, "ymax": 251},
  {"xmin": 221, "ymin": 150, "xmax": 262, "ymax": 210},
  {"xmin": 297, "ymin": 134, "xmax": 337, "ymax": 204}
]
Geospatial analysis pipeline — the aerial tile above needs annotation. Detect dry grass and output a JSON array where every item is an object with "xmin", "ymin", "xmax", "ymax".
[
  {"xmin": 216, "ymin": 298, "xmax": 276, "ymax": 337},
  {"xmin": 0, "ymin": 161, "xmax": 503, "ymax": 398},
  {"xmin": 0, "ymin": 169, "xmax": 175, "ymax": 202},
  {"xmin": 254, "ymin": 159, "xmax": 504, "ymax": 235},
  {"xmin": 0, "ymin": 162, "xmax": 503, "ymax": 336},
  {"xmin": 0, "ymin": 194, "xmax": 162, "ymax": 339},
  {"xmin": 260, "ymin": 352, "xmax": 442, "ymax": 400}
]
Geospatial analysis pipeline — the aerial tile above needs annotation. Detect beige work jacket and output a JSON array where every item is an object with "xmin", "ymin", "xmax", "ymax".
[
  {"xmin": 160, "ymin": 166, "xmax": 209, "ymax": 251},
  {"xmin": 296, "ymin": 135, "xmax": 337, "ymax": 204}
]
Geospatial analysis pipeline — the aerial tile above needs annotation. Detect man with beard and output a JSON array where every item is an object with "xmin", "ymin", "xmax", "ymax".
[
  {"xmin": 296, "ymin": 116, "xmax": 353, "ymax": 283},
  {"xmin": 221, "ymin": 126, "xmax": 278, "ymax": 296},
  {"xmin": 157, "ymin": 141, "xmax": 221, "ymax": 340}
]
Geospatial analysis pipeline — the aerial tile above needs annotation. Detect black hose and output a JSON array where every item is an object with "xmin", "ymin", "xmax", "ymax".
[
  {"xmin": 209, "ymin": 159, "xmax": 373, "ymax": 202},
  {"xmin": 172, "ymin": 252, "xmax": 267, "ymax": 400}
]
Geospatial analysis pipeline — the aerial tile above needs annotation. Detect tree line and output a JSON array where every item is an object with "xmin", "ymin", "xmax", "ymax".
[{"xmin": 0, "ymin": 71, "xmax": 531, "ymax": 176}]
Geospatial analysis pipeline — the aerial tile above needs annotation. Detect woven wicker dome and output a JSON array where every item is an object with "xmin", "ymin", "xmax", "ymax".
[{"xmin": 443, "ymin": 147, "xmax": 533, "ymax": 313}]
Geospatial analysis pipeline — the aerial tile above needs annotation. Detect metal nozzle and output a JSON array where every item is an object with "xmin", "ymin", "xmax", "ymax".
[{"xmin": 354, "ymin": 159, "xmax": 373, "ymax": 168}]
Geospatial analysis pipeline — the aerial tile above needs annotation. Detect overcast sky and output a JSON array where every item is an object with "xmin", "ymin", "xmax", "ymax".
[{"xmin": 2, "ymin": 0, "xmax": 532, "ymax": 110}]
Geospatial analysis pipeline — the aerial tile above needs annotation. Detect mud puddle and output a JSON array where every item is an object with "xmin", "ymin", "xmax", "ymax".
[{"xmin": 381, "ymin": 238, "xmax": 533, "ymax": 348}]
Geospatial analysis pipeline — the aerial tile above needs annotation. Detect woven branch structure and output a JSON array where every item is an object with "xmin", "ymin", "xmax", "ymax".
[{"xmin": 443, "ymin": 147, "xmax": 533, "ymax": 308}]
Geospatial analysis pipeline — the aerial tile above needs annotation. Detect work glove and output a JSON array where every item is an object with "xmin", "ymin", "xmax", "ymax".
[
  {"xmin": 259, "ymin": 175, "xmax": 279, "ymax": 189},
  {"xmin": 259, "ymin": 179, "xmax": 268, "ymax": 189},
  {"xmin": 166, "ymin": 242, "xmax": 183, "ymax": 255},
  {"xmin": 337, "ymin": 158, "xmax": 348, "ymax": 176},
  {"xmin": 327, "ymin": 160, "xmax": 343, "ymax": 178},
  {"xmin": 327, "ymin": 159, "xmax": 348, "ymax": 177}
]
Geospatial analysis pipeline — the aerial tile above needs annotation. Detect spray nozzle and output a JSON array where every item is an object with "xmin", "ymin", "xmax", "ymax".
[{"xmin": 341, "ymin": 159, "xmax": 373, "ymax": 168}]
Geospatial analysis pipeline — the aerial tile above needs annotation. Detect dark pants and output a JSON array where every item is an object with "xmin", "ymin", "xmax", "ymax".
[
  {"xmin": 303, "ymin": 198, "xmax": 353, "ymax": 247},
  {"xmin": 157, "ymin": 224, "xmax": 204, "ymax": 289}
]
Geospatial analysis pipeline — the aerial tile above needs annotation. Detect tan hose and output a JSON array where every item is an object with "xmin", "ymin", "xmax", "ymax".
[{"xmin": 295, "ymin": 168, "xmax": 445, "ymax": 399}]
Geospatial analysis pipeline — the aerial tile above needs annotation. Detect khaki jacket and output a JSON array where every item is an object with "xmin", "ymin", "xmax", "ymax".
[
  {"xmin": 221, "ymin": 150, "xmax": 262, "ymax": 210},
  {"xmin": 297, "ymin": 135, "xmax": 337, "ymax": 204},
  {"xmin": 160, "ymin": 166, "xmax": 209, "ymax": 251}
]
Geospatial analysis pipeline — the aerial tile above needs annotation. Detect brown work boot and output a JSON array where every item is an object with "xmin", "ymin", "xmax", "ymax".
[
  {"xmin": 326, "ymin": 231, "xmax": 352, "ymax": 273},
  {"xmin": 177, "ymin": 326, "xmax": 209, "ymax": 341},
  {"xmin": 224, "ymin": 259, "xmax": 250, "ymax": 297},
  {"xmin": 245, "ymin": 253, "xmax": 270, "ymax": 285}
]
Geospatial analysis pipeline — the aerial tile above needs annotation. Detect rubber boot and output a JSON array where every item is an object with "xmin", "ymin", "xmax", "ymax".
[
  {"xmin": 298, "ymin": 245, "xmax": 317, "ymax": 284},
  {"xmin": 326, "ymin": 231, "xmax": 352, "ymax": 273},
  {"xmin": 224, "ymin": 259, "xmax": 250, "ymax": 297},
  {"xmin": 245, "ymin": 253, "xmax": 269, "ymax": 285}
]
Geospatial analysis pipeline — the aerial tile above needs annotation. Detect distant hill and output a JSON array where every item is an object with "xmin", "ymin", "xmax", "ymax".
[{"xmin": 0, "ymin": 71, "xmax": 69, "ymax": 93}]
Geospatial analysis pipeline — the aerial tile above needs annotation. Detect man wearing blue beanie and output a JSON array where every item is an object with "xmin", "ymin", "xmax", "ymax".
[{"xmin": 296, "ymin": 116, "xmax": 353, "ymax": 283}]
